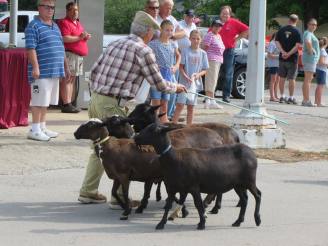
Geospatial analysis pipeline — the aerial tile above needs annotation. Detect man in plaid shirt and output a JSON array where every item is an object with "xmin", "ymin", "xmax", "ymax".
[{"xmin": 78, "ymin": 11, "xmax": 185, "ymax": 207}]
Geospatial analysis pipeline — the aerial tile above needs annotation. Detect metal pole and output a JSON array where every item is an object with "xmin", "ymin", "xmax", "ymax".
[{"xmin": 9, "ymin": 0, "xmax": 18, "ymax": 47}]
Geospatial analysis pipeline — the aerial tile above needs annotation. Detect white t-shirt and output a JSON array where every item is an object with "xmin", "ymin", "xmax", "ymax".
[
  {"xmin": 316, "ymin": 48, "xmax": 328, "ymax": 72},
  {"xmin": 177, "ymin": 20, "xmax": 197, "ymax": 50},
  {"xmin": 155, "ymin": 15, "xmax": 182, "ymax": 41}
]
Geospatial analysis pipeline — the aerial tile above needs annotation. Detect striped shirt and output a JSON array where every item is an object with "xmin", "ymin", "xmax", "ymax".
[
  {"xmin": 25, "ymin": 16, "xmax": 65, "ymax": 83},
  {"xmin": 203, "ymin": 31, "xmax": 225, "ymax": 63},
  {"xmin": 89, "ymin": 34, "xmax": 177, "ymax": 98}
]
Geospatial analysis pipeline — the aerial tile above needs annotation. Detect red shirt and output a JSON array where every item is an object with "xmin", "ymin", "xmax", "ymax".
[
  {"xmin": 219, "ymin": 18, "xmax": 248, "ymax": 49},
  {"xmin": 58, "ymin": 17, "xmax": 88, "ymax": 56}
]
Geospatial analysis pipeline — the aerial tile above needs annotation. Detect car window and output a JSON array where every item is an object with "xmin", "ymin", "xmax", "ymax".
[
  {"xmin": 18, "ymin": 15, "xmax": 29, "ymax": 32},
  {"xmin": 0, "ymin": 15, "xmax": 29, "ymax": 32}
]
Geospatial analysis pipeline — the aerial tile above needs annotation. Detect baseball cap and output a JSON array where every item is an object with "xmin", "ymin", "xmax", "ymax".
[
  {"xmin": 132, "ymin": 11, "xmax": 160, "ymax": 30},
  {"xmin": 211, "ymin": 19, "xmax": 224, "ymax": 27},
  {"xmin": 185, "ymin": 9, "xmax": 195, "ymax": 17}
]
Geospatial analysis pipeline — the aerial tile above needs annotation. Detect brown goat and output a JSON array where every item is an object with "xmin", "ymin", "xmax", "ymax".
[{"xmin": 74, "ymin": 119, "xmax": 223, "ymax": 220}]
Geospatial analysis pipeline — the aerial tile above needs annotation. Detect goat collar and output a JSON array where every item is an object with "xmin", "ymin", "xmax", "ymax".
[
  {"xmin": 93, "ymin": 136, "xmax": 110, "ymax": 147},
  {"xmin": 159, "ymin": 144, "xmax": 172, "ymax": 156}
]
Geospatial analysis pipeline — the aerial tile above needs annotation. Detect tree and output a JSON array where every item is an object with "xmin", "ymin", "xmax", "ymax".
[
  {"xmin": 18, "ymin": 0, "xmax": 37, "ymax": 10},
  {"xmin": 104, "ymin": 0, "xmax": 143, "ymax": 34}
]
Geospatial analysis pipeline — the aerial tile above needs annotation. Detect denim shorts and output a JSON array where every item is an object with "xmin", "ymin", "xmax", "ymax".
[
  {"xmin": 149, "ymin": 66, "xmax": 173, "ymax": 101},
  {"xmin": 269, "ymin": 67, "xmax": 278, "ymax": 75},
  {"xmin": 149, "ymin": 87, "xmax": 170, "ymax": 101},
  {"xmin": 316, "ymin": 69, "xmax": 327, "ymax": 85},
  {"xmin": 176, "ymin": 92, "xmax": 198, "ymax": 106}
]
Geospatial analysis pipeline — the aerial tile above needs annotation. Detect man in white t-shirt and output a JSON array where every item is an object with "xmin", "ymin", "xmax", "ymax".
[
  {"xmin": 156, "ymin": 0, "xmax": 185, "ymax": 40},
  {"xmin": 177, "ymin": 9, "xmax": 197, "ymax": 50}
]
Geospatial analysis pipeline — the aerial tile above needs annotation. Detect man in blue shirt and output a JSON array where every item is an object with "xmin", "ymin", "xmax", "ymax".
[{"xmin": 25, "ymin": 0, "xmax": 70, "ymax": 141}]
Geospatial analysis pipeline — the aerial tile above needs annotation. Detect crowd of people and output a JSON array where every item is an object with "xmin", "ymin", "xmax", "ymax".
[
  {"xmin": 24, "ymin": 0, "xmax": 327, "ymax": 206},
  {"xmin": 268, "ymin": 14, "xmax": 327, "ymax": 107}
]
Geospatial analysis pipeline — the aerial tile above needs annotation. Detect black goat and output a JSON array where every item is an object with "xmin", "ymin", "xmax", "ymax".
[
  {"xmin": 127, "ymin": 102, "xmax": 243, "ymax": 212},
  {"xmin": 134, "ymin": 123, "xmax": 262, "ymax": 230}
]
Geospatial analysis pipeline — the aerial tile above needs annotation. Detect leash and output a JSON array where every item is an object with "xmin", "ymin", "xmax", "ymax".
[{"xmin": 187, "ymin": 91, "xmax": 289, "ymax": 125}]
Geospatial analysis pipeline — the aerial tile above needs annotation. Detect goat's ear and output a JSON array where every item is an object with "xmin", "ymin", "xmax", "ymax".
[
  {"xmin": 158, "ymin": 112, "xmax": 166, "ymax": 118},
  {"xmin": 158, "ymin": 124, "xmax": 175, "ymax": 134},
  {"xmin": 149, "ymin": 105, "xmax": 161, "ymax": 113},
  {"xmin": 120, "ymin": 117, "xmax": 133, "ymax": 124}
]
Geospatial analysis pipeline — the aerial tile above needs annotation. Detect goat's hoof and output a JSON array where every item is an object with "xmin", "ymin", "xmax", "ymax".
[
  {"xmin": 168, "ymin": 216, "xmax": 174, "ymax": 221},
  {"xmin": 255, "ymin": 216, "xmax": 261, "ymax": 226},
  {"xmin": 232, "ymin": 220, "xmax": 242, "ymax": 227},
  {"xmin": 197, "ymin": 223, "xmax": 205, "ymax": 230},
  {"xmin": 209, "ymin": 207, "xmax": 219, "ymax": 214},
  {"xmin": 135, "ymin": 206, "xmax": 144, "ymax": 214},
  {"xmin": 155, "ymin": 223, "xmax": 165, "ymax": 230},
  {"xmin": 120, "ymin": 215, "xmax": 129, "ymax": 220},
  {"xmin": 181, "ymin": 208, "xmax": 189, "ymax": 218},
  {"xmin": 156, "ymin": 196, "xmax": 162, "ymax": 202}
]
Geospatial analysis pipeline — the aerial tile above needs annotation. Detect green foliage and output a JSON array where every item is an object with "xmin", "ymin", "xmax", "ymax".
[
  {"xmin": 18, "ymin": 0, "xmax": 38, "ymax": 10},
  {"xmin": 104, "ymin": 0, "xmax": 144, "ymax": 34},
  {"xmin": 16, "ymin": 0, "xmax": 328, "ymax": 33}
]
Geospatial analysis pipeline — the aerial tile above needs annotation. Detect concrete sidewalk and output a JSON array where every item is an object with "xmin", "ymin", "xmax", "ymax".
[{"xmin": 0, "ymin": 82, "xmax": 327, "ymax": 245}]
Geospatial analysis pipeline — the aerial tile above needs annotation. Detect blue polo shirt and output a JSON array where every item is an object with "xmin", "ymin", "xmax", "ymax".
[{"xmin": 25, "ymin": 16, "xmax": 65, "ymax": 83}]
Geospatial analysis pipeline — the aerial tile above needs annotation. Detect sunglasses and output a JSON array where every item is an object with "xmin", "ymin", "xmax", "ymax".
[
  {"xmin": 39, "ymin": 4, "xmax": 55, "ymax": 10},
  {"xmin": 148, "ymin": 6, "xmax": 159, "ymax": 10}
]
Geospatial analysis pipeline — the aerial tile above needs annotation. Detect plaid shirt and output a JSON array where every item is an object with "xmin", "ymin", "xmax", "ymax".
[{"xmin": 89, "ymin": 34, "xmax": 177, "ymax": 98}]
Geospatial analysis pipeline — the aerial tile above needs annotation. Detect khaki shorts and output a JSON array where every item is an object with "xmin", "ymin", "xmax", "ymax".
[
  {"xmin": 30, "ymin": 78, "xmax": 59, "ymax": 107},
  {"xmin": 66, "ymin": 51, "xmax": 83, "ymax": 76},
  {"xmin": 278, "ymin": 61, "xmax": 298, "ymax": 80},
  {"xmin": 205, "ymin": 60, "xmax": 221, "ymax": 92}
]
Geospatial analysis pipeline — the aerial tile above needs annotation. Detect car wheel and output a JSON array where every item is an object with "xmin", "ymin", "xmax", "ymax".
[{"xmin": 232, "ymin": 67, "xmax": 246, "ymax": 99}]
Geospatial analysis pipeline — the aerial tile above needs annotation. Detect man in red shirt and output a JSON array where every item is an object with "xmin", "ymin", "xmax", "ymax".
[
  {"xmin": 219, "ymin": 5, "xmax": 248, "ymax": 103},
  {"xmin": 58, "ymin": 2, "xmax": 91, "ymax": 113}
]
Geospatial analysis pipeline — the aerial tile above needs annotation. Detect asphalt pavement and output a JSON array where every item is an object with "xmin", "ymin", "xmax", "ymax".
[{"xmin": 0, "ymin": 82, "xmax": 327, "ymax": 245}]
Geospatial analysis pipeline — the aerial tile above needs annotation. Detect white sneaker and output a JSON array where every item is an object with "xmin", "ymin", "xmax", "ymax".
[
  {"xmin": 27, "ymin": 130, "xmax": 50, "ymax": 141},
  {"xmin": 204, "ymin": 99, "xmax": 210, "ymax": 109},
  {"xmin": 209, "ymin": 100, "xmax": 223, "ymax": 109},
  {"xmin": 42, "ymin": 128, "xmax": 59, "ymax": 138}
]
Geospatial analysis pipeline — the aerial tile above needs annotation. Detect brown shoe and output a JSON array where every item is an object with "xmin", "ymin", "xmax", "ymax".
[
  {"xmin": 78, "ymin": 193, "xmax": 107, "ymax": 204},
  {"xmin": 178, "ymin": 117, "xmax": 185, "ymax": 122},
  {"xmin": 61, "ymin": 103, "xmax": 81, "ymax": 113}
]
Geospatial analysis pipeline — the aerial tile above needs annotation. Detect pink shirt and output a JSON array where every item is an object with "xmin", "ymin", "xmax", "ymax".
[
  {"xmin": 219, "ymin": 18, "xmax": 248, "ymax": 49},
  {"xmin": 58, "ymin": 17, "xmax": 88, "ymax": 56},
  {"xmin": 203, "ymin": 31, "xmax": 225, "ymax": 63}
]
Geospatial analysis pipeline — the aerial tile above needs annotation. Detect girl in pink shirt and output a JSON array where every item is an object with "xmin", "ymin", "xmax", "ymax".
[{"xmin": 202, "ymin": 19, "xmax": 225, "ymax": 109}]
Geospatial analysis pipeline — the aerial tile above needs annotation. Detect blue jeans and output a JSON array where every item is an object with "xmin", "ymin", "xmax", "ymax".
[{"xmin": 222, "ymin": 48, "xmax": 235, "ymax": 98}]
